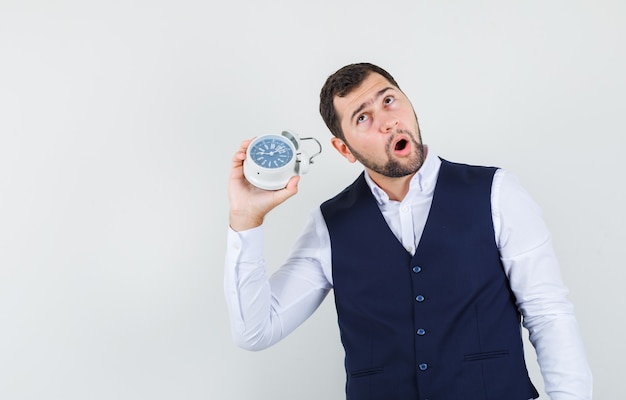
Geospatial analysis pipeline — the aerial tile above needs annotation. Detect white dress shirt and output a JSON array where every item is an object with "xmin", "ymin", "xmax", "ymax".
[{"xmin": 224, "ymin": 147, "xmax": 592, "ymax": 399}]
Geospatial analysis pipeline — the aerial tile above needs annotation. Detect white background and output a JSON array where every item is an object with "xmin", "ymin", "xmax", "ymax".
[{"xmin": 1, "ymin": 0, "xmax": 624, "ymax": 398}]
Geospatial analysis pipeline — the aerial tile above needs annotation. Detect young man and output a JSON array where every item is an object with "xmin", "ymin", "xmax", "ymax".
[{"xmin": 225, "ymin": 63, "xmax": 592, "ymax": 399}]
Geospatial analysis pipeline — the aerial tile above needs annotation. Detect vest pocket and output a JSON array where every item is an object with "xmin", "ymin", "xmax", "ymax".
[
  {"xmin": 350, "ymin": 367, "xmax": 384, "ymax": 378},
  {"xmin": 463, "ymin": 350, "xmax": 509, "ymax": 362}
]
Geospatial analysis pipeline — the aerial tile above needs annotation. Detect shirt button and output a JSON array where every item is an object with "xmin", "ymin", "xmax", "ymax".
[
  {"xmin": 415, "ymin": 295, "xmax": 425, "ymax": 302},
  {"xmin": 401, "ymin": 205, "xmax": 409, "ymax": 213},
  {"xmin": 419, "ymin": 363, "xmax": 428, "ymax": 371},
  {"xmin": 416, "ymin": 328, "xmax": 426, "ymax": 336},
  {"xmin": 412, "ymin": 266, "xmax": 422, "ymax": 273}
]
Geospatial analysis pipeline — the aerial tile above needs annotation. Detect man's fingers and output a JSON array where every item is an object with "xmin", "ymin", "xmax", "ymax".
[{"xmin": 232, "ymin": 139, "xmax": 252, "ymax": 162}]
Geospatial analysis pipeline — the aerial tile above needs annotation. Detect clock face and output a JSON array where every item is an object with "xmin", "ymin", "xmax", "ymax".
[{"xmin": 249, "ymin": 136, "xmax": 294, "ymax": 169}]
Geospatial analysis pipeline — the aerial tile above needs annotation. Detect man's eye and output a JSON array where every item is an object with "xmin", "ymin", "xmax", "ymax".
[
  {"xmin": 384, "ymin": 96, "xmax": 394, "ymax": 105},
  {"xmin": 357, "ymin": 114, "xmax": 368, "ymax": 124}
]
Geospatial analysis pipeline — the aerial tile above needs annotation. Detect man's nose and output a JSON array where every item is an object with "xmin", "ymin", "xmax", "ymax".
[{"xmin": 381, "ymin": 116, "xmax": 399, "ymax": 133}]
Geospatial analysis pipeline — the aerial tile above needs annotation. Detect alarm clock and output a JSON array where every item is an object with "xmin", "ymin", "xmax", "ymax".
[{"xmin": 243, "ymin": 130, "xmax": 322, "ymax": 190}]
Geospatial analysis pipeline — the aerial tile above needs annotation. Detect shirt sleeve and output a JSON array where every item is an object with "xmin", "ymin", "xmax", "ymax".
[
  {"xmin": 492, "ymin": 170, "xmax": 593, "ymax": 399},
  {"xmin": 223, "ymin": 209, "xmax": 333, "ymax": 351}
]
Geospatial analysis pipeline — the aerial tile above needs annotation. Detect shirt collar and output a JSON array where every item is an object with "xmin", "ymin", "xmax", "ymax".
[{"xmin": 364, "ymin": 145, "xmax": 442, "ymax": 205}]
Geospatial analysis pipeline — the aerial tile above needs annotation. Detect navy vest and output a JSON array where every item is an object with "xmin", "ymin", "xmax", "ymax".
[{"xmin": 320, "ymin": 160, "xmax": 539, "ymax": 400}]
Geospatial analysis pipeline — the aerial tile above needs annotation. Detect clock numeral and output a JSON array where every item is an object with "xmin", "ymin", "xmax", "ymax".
[{"xmin": 251, "ymin": 138, "xmax": 293, "ymax": 169}]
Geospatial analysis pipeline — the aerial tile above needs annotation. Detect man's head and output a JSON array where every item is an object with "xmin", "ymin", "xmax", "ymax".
[
  {"xmin": 319, "ymin": 63, "xmax": 424, "ymax": 181},
  {"xmin": 320, "ymin": 63, "xmax": 400, "ymax": 141}
]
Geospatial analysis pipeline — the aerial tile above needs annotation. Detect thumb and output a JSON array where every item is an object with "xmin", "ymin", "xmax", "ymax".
[{"xmin": 275, "ymin": 175, "xmax": 300, "ymax": 202}]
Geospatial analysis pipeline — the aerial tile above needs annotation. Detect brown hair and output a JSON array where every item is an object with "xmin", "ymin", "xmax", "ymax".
[{"xmin": 319, "ymin": 63, "xmax": 400, "ymax": 140}]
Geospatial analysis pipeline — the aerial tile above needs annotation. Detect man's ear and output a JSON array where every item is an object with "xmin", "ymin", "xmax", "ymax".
[{"xmin": 331, "ymin": 137, "xmax": 357, "ymax": 163}]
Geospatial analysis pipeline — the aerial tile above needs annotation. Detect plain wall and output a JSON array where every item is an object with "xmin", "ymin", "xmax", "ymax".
[{"xmin": 1, "ymin": 0, "xmax": 624, "ymax": 398}]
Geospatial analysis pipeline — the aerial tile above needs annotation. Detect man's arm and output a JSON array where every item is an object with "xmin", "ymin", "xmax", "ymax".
[
  {"xmin": 224, "ymin": 140, "xmax": 332, "ymax": 350},
  {"xmin": 493, "ymin": 170, "xmax": 592, "ymax": 399},
  {"xmin": 224, "ymin": 215, "xmax": 332, "ymax": 350}
]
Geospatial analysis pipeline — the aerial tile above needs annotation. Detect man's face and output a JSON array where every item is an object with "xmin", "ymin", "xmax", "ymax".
[{"xmin": 331, "ymin": 73, "xmax": 424, "ymax": 179}]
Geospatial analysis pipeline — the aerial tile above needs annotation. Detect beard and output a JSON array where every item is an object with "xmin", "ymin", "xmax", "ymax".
[{"xmin": 347, "ymin": 129, "xmax": 425, "ymax": 178}]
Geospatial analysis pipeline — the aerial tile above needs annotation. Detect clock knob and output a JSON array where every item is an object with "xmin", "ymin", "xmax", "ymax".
[{"xmin": 297, "ymin": 154, "xmax": 310, "ymax": 175}]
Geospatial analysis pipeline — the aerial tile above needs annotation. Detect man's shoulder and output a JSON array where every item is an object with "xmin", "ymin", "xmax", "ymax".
[
  {"xmin": 320, "ymin": 172, "xmax": 369, "ymax": 216},
  {"xmin": 439, "ymin": 157, "xmax": 499, "ymax": 171},
  {"xmin": 438, "ymin": 158, "xmax": 500, "ymax": 182}
]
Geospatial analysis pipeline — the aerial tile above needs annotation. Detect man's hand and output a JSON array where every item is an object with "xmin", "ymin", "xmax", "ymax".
[{"xmin": 228, "ymin": 139, "xmax": 300, "ymax": 231}]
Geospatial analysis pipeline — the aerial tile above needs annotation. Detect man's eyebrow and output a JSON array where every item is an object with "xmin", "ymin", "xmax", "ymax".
[{"xmin": 350, "ymin": 87, "xmax": 394, "ymax": 122}]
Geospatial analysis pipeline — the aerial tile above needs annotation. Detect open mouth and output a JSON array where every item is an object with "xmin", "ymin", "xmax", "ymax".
[
  {"xmin": 395, "ymin": 139, "xmax": 408, "ymax": 151},
  {"xmin": 392, "ymin": 138, "xmax": 412, "ymax": 156}
]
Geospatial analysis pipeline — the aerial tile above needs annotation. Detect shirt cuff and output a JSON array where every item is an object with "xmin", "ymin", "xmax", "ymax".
[{"xmin": 227, "ymin": 225, "xmax": 265, "ymax": 262}]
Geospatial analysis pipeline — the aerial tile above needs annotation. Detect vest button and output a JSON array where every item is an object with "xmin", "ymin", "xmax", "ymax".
[
  {"xmin": 412, "ymin": 265, "xmax": 422, "ymax": 273},
  {"xmin": 418, "ymin": 363, "xmax": 428, "ymax": 371},
  {"xmin": 415, "ymin": 295, "xmax": 425, "ymax": 302}
]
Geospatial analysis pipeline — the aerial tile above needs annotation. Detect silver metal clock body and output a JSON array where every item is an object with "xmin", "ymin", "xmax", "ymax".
[{"xmin": 243, "ymin": 130, "xmax": 322, "ymax": 191}]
